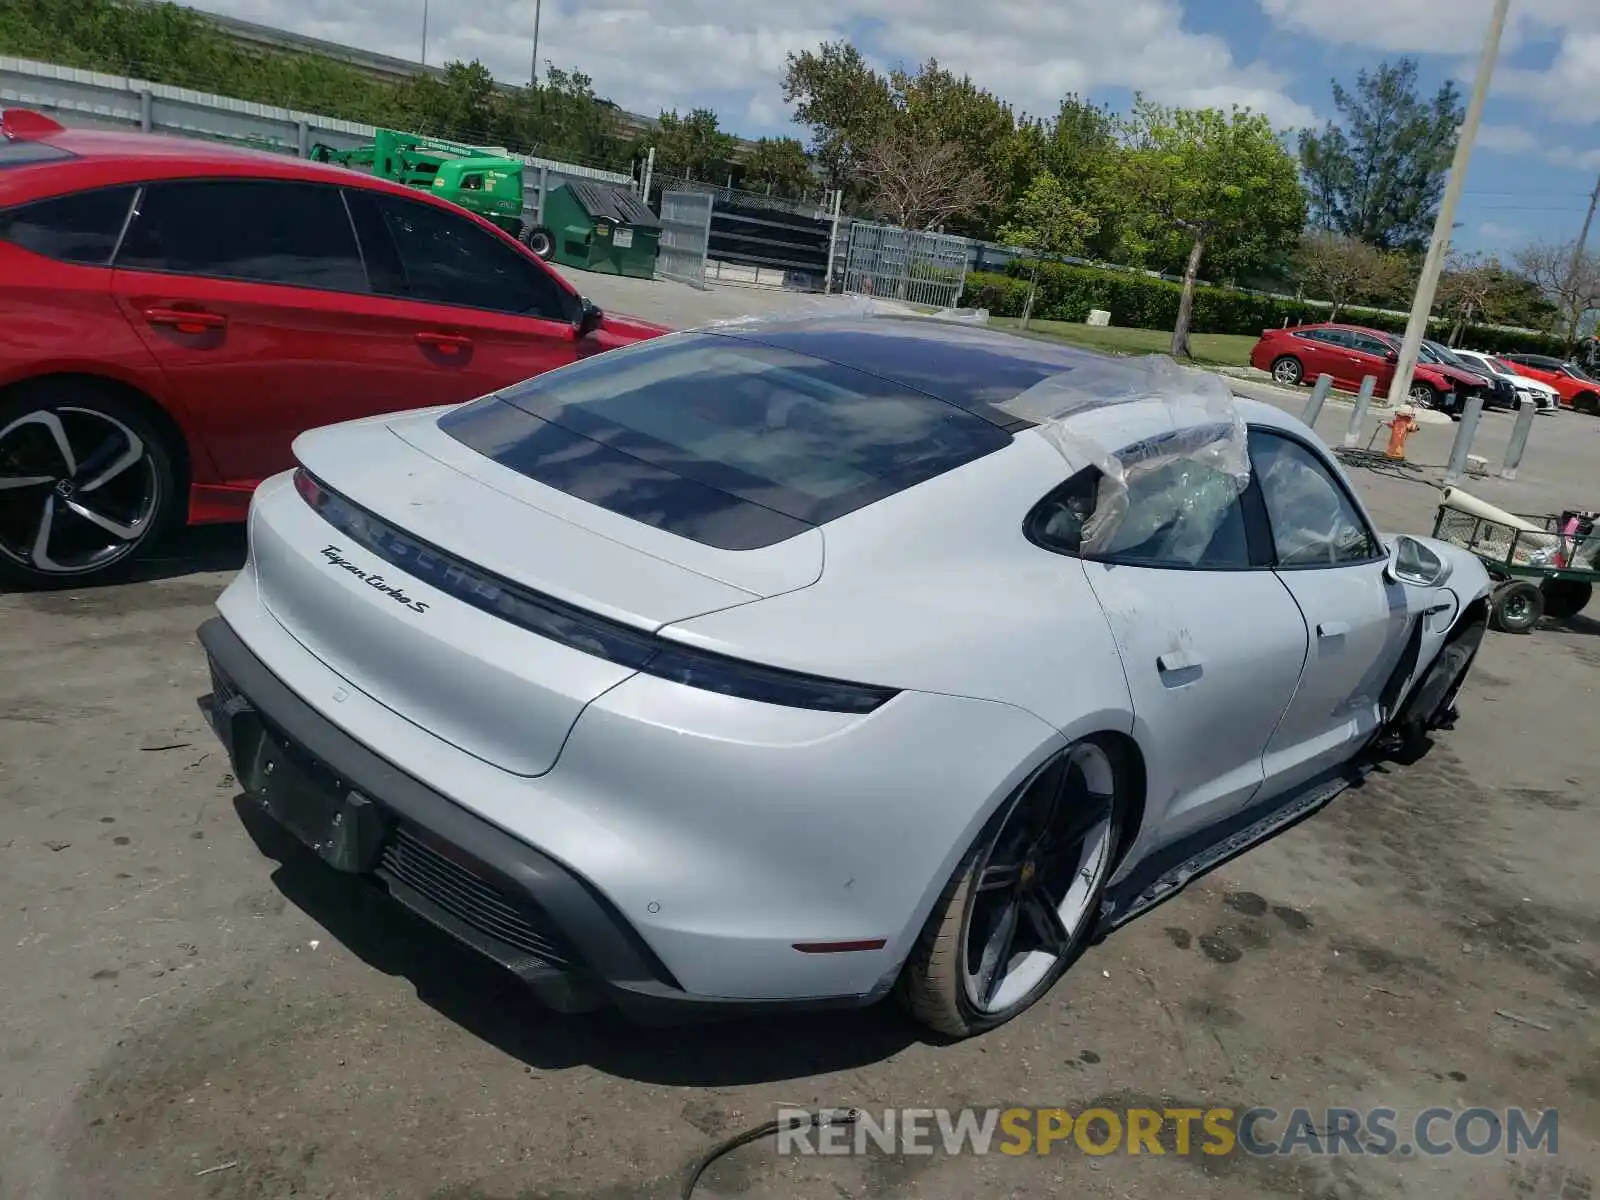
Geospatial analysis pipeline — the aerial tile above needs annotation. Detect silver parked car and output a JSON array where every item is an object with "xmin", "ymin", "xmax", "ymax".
[{"xmin": 197, "ymin": 317, "xmax": 1493, "ymax": 1038}]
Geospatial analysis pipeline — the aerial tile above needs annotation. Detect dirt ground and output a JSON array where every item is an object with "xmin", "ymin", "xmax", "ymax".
[{"xmin": 2, "ymin": 290, "xmax": 1597, "ymax": 1199}]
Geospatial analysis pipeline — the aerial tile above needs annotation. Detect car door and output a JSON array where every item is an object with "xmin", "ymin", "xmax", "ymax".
[
  {"xmin": 1344, "ymin": 331, "xmax": 1398, "ymax": 392},
  {"xmin": 1034, "ymin": 438, "xmax": 1310, "ymax": 848},
  {"xmin": 1249, "ymin": 428, "xmax": 1414, "ymax": 796},
  {"xmin": 110, "ymin": 177, "xmax": 388, "ymax": 486},
  {"xmin": 1291, "ymin": 330, "xmax": 1349, "ymax": 386},
  {"xmin": 337, "ymin": 187, "xmax": 585, "ymax": 406}
]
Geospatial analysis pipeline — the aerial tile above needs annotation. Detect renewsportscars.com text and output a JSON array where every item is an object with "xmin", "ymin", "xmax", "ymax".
[{"xmin": 777, "ymin": 1106, "xmax": 1559, "ymax": 1159}]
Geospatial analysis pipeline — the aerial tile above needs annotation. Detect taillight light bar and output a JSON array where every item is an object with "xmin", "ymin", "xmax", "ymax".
[{"xmin": 292, "ymin": 468, "xmax": 898, "ymax": 715}]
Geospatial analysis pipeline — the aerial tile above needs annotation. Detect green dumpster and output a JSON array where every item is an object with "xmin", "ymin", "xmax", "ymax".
[{"xmin": 543, "ymin": 181, "xmax": 661, "ymax": 278}]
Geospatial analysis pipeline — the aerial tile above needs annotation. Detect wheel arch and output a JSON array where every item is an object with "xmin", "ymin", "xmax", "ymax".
[
  {"xmin": 1089, "ymin": 729, "xmax": 1147, "ymax": 874},
  {"xmin": 0, "ymin": 371, "xmax": 195, "ymax": 502}
]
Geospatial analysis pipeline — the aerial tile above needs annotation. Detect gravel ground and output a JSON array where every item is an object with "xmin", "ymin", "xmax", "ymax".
[{"xmin": 2, "ymin": 282, "xmax": 1596, "ymax": 1199}]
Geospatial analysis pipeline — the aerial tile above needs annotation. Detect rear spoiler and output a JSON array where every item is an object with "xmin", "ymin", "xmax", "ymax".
[{"xmin": 2, "ymin": 109, "xmax": 67, "ymax": 141}]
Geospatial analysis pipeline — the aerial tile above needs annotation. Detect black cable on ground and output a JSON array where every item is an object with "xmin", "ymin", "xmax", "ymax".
[{"xmin": 680, "ymin": 1107, "xmax": 861, "ymax": 1199}]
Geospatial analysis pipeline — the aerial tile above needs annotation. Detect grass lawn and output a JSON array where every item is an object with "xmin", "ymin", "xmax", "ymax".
[{"xmin": 989, "ymin": 317, "xmax": 1258, "ymax": 369}]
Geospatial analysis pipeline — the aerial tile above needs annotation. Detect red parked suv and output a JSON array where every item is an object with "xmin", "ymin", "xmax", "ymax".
[
  {"xmin": 0, "ymin": 109, "xmax": 666, "ymax": 587},
  {"xmin": 1249, "ymin": 322, "xmax": 1491, "ymax": 414}
]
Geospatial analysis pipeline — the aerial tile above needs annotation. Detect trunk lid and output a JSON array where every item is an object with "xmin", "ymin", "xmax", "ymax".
[{"xmin": 252, "ymin": 408, "xmax": 822, "ymax": 776}]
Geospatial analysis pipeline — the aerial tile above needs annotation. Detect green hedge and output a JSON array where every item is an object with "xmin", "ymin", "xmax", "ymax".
[{"xmin": 961, "ymin": 263, "xmax": 1570, "ymax": 357}]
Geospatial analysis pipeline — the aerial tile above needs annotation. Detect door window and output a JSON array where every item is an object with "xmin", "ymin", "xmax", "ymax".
[
  {"xmin": 0, "ymin": 185, "xmax": 137, "ymax": 265},
  {"xmin": 114, "ymin": 179, "xmax": 368, "ymax": 292},
  {"xmin": 351, "ymin": 191, "xmax": 572, "ymax": 321},
  {"xmin": 1249, "ymin": 430, "xmax": 1383, "ymax": 567},
  {"xmin": 1348, "ymin": 333, "xmax": 1391, "ymax": 357}
]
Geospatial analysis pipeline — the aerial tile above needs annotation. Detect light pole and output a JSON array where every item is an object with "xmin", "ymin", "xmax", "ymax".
[
  {"xmin": 1384, "ymin": 0, "xmax": 1511, "ymax": 409},
  {"xmin": 530, "ymin": 0, "xmax": 542, "ymax": 87},
  {"xmin": 1560, "ymin": 171, "xmax": 1599, "ymax": 347},
  {"xmin": 420, "ymin": 0, "xmax": 428, "ymax": 67}
]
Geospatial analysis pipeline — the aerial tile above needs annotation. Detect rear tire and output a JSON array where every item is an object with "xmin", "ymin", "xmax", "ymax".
[
  {"xmin": 1489, "ymin": 579, "xmax": 1543, "ymax": 634},
  {"xmin": 1540, "ymin": 579, "xmax": 1593, "ymax": 621},
  {"xmin": 1270, "ymin": 356, "xmax": 1304, "ymax": 387},
  {"xmin": 520, "ymin": 225, "xmax": 555, "ymax": 260},
  {"xmin": 900, "ymin": 738, "xmax": 1128, "ymax": 1039},
  {"xmin": 0, "ymin": 381, "xmax": 178, "ymax": 590}
]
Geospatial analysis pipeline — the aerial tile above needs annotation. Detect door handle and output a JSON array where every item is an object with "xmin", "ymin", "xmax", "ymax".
[
  {"xmin": 1317, "ymin": 621, "xmax": 1350, "ymax": 639},
  {"xmin": 1157, "ymin": 650, "xmax": 1201, "ymax": 673},
  {"xmin": 144, "ymin": 306, "xmax": 226, "ymax": 333},
  {"xmin": 415, "ymin": 331, "xmax": 471, "ymax": 353}
]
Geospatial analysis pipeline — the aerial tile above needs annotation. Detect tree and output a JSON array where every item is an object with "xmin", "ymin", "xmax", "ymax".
[
  {"xmin": 740, "ymin": 136, "xmax": 813, "ymax": 197},
  {"xmin": 856, "ymin": 134, "xmax": 997, "ymax": 232},
  {"xmin": 889, "ymin": 58, "xmax": 1027, "ymax": 235},
  {"xmin": 1434, "ymin": 251, "xmax": 1506, "ymax": 344},
  {"xmin": 649, "ymin": 108, "xmax": 736, "ymax": 182},
  {"xmin": 1298, "ymin": 58, "xmax": 1464, "ymax": 251},
  {"xmin": 1036, "ymin": 94, "xmax": 1121, "ymax": 259},
  {"xmin": 781, "ymin": 40, "xmax": 894, "ymax": 190},
  {"xmin": 997, "ymin": 171, "xmax": 1099, "ymax": 326},
  {"xmin": 1118, "ymin": 99, "xmax": 1306, "ymax": 358},
  {"xmin": 1294, "ymin": 231, "xmax": 1410, "ymax": 320},
  {"xmin": 1513, "ymin": 240, "xmax": 1600, "ymax": 349},
  {"xmin": 500, "ymin": 66, "xmax": 621, "ymax": 164}
]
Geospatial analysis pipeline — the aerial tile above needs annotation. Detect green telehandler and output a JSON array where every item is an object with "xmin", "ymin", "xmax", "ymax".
[{"xmin": 308, "ymin": 129, "xmax": 555, "ymax": 256}]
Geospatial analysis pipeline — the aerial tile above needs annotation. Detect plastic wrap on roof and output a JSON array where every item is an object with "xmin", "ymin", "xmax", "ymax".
[
  {"xmin": 696, "ymin": 293, "xmax": 991, "ymax": 330},
  {"xmin": 1001, "ymin": 354, "xmax": 1252, "ymax": 560}
]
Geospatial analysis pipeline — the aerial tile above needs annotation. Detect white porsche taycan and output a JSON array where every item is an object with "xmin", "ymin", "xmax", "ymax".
[{"xmin": 198, "ymin": 316, "xmax": 1492, "ymax": 1037}]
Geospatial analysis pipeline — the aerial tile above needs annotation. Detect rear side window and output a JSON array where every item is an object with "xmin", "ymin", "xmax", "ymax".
[
  {"xmin": 115, "ymin": 179, "xmax": 367, "ymax": 292},
  {"xmin": 0, "ymin": 142, "xmax": 75, "ymax": 167},
  {"xmin": 348, "ymin": 190, "xmax": 571, "ymax": 321},
  {"xmin": 439, "ymin": 332, "xmax": 1012, "ymax": 549},
  {"xmin": 0, "ymin": 186, "xmax": 136, "ymax": 265},
  {"xmin": 1027, "ymin": 434, "xmax": 1253, "ymax": 570}
]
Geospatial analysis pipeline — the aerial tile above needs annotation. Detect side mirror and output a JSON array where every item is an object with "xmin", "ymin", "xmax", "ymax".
[
  {"xmin": 1386, "ymin": 535, "xmax": 1453, "ymax": 588},
  {"xmin": 1385, "ymin": 349, "xmax": 1398, "ymax": 362},
  {"xmin": 576, "ymin": 298, "xmax": 604, "ymax": 339}
]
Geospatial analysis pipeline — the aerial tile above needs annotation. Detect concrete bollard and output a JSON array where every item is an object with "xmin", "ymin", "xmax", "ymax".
[
  {"xmin": 1343, "ymin": 376, "xmax": 1376, "ymax": 448},
  {"xmin": 1301, "ymin": 374, "xmax": 1334, "ymax": 429},
  {"xmin": 1499, "ymin": 397, "xmax": 1538, "ymax": 481},
  {"xmin": 1442, "ymin": 392, "xmax": 1487, "ymax": 485}
]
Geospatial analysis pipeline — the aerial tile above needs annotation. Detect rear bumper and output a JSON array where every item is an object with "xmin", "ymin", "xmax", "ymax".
[{"xmin": 197, "ymin": 615, "xmax": 888, "ymax": 1023}]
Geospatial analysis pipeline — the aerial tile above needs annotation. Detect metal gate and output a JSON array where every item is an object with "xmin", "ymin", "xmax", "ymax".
[
  {"xmin": 842, "ymin": 221, "xmax": 970, "ymax": 309},
  {"xmin": 655, "ymin": 190, "xmax": 714, "ymax": 289}
]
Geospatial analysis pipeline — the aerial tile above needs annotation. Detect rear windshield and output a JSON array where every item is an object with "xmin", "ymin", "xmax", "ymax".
[{"xmin": 438, "ymin": 332, "xmax": 1012, "ymax": 550}]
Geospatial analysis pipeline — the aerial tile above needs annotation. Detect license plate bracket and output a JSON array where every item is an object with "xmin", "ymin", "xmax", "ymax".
[{"xmin": 241, "ymin": 729, "xmax": 386, "ymax": 873}]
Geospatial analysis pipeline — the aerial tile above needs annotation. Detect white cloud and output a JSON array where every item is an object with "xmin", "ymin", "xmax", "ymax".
[
  {"xmin": 1258, "ymin": 0, "xmax": 1590, "ymax": 57},
  {"xmin": 1475, "ymin": 220, "xmax": 1527, "ymax": 244},
  {"xmin": 1477, "ymin": 123, "xmax": 1542, "ymax": 155},
  {"xmin": 185, "ymin": 0, "xmax": 1318, "ymax": 140},
  {"xmin": 1474, "ymin": 123, "xmax": 1600, "ymax": 173},
  {"xmin": 1494, "ymin": 31, "xmax": 1600, "ymax": 126}
]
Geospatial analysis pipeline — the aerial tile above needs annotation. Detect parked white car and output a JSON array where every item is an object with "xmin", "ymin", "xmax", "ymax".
[{"xmin": 1455, "ymin": 350, "xmax": 1560, "ymax": 411}]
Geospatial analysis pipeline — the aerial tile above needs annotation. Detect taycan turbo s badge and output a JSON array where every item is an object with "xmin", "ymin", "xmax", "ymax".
[{"xmin": 320, "ymin": 545, "xmax": 430, "ymax": 614}]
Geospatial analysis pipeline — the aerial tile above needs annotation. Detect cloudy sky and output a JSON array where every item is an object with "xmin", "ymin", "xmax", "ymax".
[{"xmin": 189, "ymin": 0, "xmax": 1598, "ymax": 254}]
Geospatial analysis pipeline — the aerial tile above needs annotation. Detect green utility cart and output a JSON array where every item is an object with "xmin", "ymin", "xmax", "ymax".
[
  {"xmin": 538, "ymin": 181, "xmax": 661, "ymax": 278},
  {"xmin": 308, "ymin": 130, "xmax": 527, "ymax": 238}
]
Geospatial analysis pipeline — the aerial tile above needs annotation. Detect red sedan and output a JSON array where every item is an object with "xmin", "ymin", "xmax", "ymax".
[
  {"xmin": 1497, "ymin": 354, "xmax": 1600, "ymax": 414},
  {"xmin": 0, "ymin": 108, "xmax": 667, "ymax": 587},
  {"xmin": 1248, "ymin": 322, "xmax": 1488, "ymax": 412}
]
